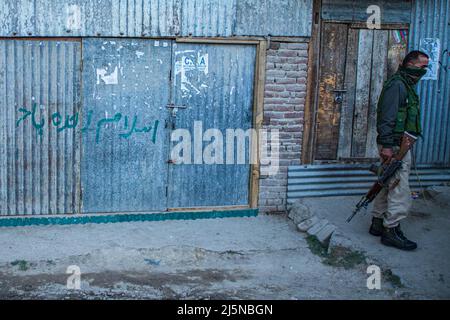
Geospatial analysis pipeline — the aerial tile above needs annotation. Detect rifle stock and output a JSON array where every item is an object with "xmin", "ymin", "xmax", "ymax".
[{"xmin": 395, "ymin": 131, "xmax": 418, "ymax": 160}]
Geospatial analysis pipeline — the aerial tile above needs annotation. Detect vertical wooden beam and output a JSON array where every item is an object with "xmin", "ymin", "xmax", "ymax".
[
  {"xmin": 302, "ymin": 0, "xmax": 322, "ymax": 164},
  {"xmin": 366, "ymin": 30, "xmax": 389, "ymax": 158},
  {"xmin": 249, "ymin": 40, "xmax": 267, "ymax": 208},
  {"xmin": 314, "ymin": 22, "xmax": 348, "ymax": 160},
  {"xmin": 351, "ymin": 29, "xmax": 374, "ymax": 158},
  {"xmin": 337, "ymin": 28, "xmax": 359, "ymax": 159}
]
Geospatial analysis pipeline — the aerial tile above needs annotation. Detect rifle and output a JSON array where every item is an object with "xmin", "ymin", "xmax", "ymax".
[{"xmin": 346, "ymin": 132, "xmax": 418, "ymax": 223}]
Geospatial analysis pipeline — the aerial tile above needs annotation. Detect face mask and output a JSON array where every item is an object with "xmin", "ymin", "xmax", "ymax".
[{"xmin": 399, "ymin": 65, "xmax": 427, "ymax": 84}]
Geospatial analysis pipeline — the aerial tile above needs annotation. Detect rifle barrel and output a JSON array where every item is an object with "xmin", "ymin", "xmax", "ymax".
[
  {"xmin": 347, "ymin": 196, "xmax": 368, "ymax": 222},
  {"xmin": 346, "ymin": 208, "xmax": 359, "ymax": 223}
]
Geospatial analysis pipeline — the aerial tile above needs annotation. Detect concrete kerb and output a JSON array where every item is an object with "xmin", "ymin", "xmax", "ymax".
[{"xmin": 287, "ymin": 199, "xmax": 341, "ymax": 248}]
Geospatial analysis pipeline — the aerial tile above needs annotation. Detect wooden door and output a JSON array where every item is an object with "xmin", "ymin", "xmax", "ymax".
[{"xmin": 314, "ymin": 22, "xmax": 408, "ymax": 161}]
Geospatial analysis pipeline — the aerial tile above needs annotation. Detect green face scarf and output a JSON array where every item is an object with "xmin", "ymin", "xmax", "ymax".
[{"xmin": 398, "ymin": 65, "xmax": 427, "ymax": 85}]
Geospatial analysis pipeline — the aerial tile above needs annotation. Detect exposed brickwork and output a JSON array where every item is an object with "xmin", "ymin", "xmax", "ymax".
[{"xmin": 258, "ymin": 41, "xmax": 308, "ymax": 213}]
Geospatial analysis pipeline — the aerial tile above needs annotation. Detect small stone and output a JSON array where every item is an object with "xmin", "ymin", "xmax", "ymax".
[
  {"xmin": 315, "ymin": 224, "xmax": 336, "ymax": 244},
  {"xmin": 307, "ymin": 219, "xmax": 329, "ymax": 236},
  {"xmin": 327, "ymin": 230, "xmax": 354, "ymax": 254},
  {"xmin": 297, "ymin": 216, "xmax": 319, "ymax": 232},
  {"xmin": 288, "ymin": 200, "xmax": 313, "ymax": 225}
]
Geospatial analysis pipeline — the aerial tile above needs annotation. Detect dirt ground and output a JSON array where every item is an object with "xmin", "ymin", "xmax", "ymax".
[
  {"xmin": 303, "ymin": 191, "xmax": 450, "ymax": 299},
  {"xmin": 0, "ymin": 192, "xmax": 448, "ymax": 300}
]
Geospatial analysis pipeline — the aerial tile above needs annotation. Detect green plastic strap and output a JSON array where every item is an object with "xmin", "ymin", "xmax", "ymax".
[{"xmin": 0, "ymin": 209, "xmax": 258, "ymax": 228}]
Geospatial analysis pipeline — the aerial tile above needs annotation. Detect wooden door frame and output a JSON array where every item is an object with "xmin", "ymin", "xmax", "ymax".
[
  {"xmin": 302, "ymin": 0, "xmax": 322, "ymax": 164},
  {"xmin": 302, "ymin": 1, "xmax": 410, "ymax": 164}
]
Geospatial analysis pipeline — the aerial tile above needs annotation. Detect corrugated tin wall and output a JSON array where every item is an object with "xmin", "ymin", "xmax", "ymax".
[
  {"xmin": 410, "ymin": 0, "xmax": 450, "ymax": 165},
  {"xmin": 236, "ymin": 0, "xmax": 312, "ymax": 37},
  {"xmin": 0, "ymin": 40, "xmax": 82, "ymax": 215},
  {"xmin": 0, "ymin": 0, "xmax": 312, "ymax": 38},
  {"xmin": 287, "ymin": 164, "xmax": 450, "ymax": 200}
]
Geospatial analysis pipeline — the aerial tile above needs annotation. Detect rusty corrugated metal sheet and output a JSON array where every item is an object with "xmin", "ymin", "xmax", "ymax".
[
  {"xmin": 0, "ymin": 0, "xmax": 312, "ymax": 38},
  {"xmin": 321, "ymin": 0, "xmax": 412, "ymax": 23},
  {"xmin": 410, "ymin": 0, "xmax": 450, "ymax": 165},
  {"xmin": 0, "ymin": 39, "xmax": 82, "ymax": 215}
]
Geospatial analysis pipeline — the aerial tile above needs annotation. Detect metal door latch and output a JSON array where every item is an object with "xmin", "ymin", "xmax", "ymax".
[
  {"xmin": 166, "ymin": 104, "xmax": 187, "ymax": 117},
  {"xmin": 333, "ymin": 89, "xmax": 347, "ymax": 104}
]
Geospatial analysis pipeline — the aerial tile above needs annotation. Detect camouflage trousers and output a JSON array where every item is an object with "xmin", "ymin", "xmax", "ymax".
[{"xmin": 371, "ymin": 145, "xmax": 412, "ymax": 228}]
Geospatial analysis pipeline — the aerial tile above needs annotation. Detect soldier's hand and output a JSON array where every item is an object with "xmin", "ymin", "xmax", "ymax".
[{"xmin": 380, "ymin": 148, "xmax": 394, "ymax": 163}]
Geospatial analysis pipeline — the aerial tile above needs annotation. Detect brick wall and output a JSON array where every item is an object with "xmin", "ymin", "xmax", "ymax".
[{"xmin": 258, "ymin": 41, "xmax": 308, "ymax": 213}]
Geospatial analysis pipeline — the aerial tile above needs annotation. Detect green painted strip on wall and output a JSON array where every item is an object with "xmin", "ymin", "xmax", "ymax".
[{"xmin": 0, "ymin": 209, "xmax": 258, "ymax": 228}]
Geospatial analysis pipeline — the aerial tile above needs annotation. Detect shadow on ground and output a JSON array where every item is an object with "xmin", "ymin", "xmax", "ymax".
[{"xmin": 302, "ymin": 193, "xmax": 450, "ymax": 299}]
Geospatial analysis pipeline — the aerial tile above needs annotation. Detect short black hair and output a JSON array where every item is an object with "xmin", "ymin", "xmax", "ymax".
[{"xmin": 402, "ymin": 50, "xmax": 429, "ymax": 67}]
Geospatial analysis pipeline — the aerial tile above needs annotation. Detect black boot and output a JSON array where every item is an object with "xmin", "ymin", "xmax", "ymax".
[
  {"xmin": 369, "ymin": 217, "xmax": 384, "ymax": 236},
  {"xmin": 381, "ymin": 224, "xmax": 417, "ymax": 251}
]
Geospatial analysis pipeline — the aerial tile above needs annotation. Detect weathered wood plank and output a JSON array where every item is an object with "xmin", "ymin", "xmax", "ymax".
[
  {"xmin": 387, "ymin": 29, "xmax": 408, "ymax": 77},
  {"xmin": 366, "ymin": 30, "xmax": 389, "ymax": 158},
  {"xmin": 250, "ymin": 40, "xmax": 266, "ymax": 208},
  {"xmin": 351, "ymin": 29, "xmax": 374, "ymax": 157},
  {"xmin": 314, "ymin": 22, "xmax": 348, "ymax": 160},
  {"xmin": 337, "ymin": 28, "xmax": 359, "ymax": 159},
  {"xmin": 302, "ymin": 0, "xmax": 321, "ymax": 165}
]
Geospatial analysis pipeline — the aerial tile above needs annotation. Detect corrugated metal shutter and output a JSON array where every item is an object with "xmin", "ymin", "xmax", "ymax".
[
  {"xmin": 80, "ymin": 38, "xmax": 172, "ymax": 213},
  {"xmin": 0, "ymin": 39, "xmax": 82, "ymax": 215},
  {"xmin": 168, "ymin": 42, "xmax": 256, "ymax": 208}
]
